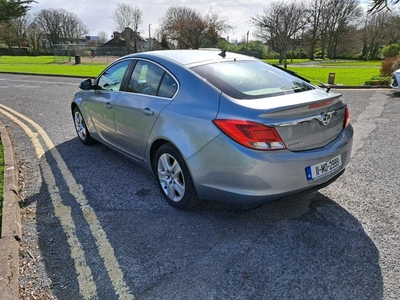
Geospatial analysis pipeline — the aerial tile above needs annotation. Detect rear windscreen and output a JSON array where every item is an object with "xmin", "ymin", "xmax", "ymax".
[{"xmin": 191, "ymin": 60, "xmax": 315, "ymax": 99}]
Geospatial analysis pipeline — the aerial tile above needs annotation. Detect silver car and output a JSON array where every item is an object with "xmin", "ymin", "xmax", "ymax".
[
  {"xmin": 391, "ymin": 68, "xmax": 400, "ymax": 90},
  {"xmin": 71, "ymin": 50, "xmax": 353, "ymax": 210}
]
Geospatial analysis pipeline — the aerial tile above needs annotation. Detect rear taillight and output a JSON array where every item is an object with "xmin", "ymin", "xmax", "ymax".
[
  {"xmin": 213, "ymin": 120, "xmax": 286, "ymax": 150},
  {"xmin": 344, "ymin": 105, "xmax": 350, "ymax": 128}
]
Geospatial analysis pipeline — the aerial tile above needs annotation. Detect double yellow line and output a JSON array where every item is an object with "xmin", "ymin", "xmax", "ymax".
[{"xmin": 0, "ymin": 104, "xmax": 135, "ymax": 300}]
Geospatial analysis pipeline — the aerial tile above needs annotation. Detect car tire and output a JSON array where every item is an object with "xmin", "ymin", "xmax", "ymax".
[
  {"xmin": 154, "ymin": 144, "xmax": 201, "ymax": 210},
  {"xmin": 73, "ymin": 107, "xmax": 95, "ymax": 145}
]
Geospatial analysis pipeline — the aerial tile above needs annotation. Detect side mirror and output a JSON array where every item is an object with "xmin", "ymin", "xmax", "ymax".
[{"xmin": 79, "ymin": 78, "xmax": 94, "ymax": 90}]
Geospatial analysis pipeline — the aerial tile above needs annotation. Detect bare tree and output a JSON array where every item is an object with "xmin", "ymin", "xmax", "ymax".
[
  {"xmin": 250, "ymin": 1, "xmax": 307, "ymax": 68},
  {"xmin": 303, "ymin": 0, "xmax": 362, "ymax": 59},
  {"xmin": 98, "ymin": 31, "xmax": 108, "ymax": 43},
  {"xmin": 161, "ymin": 6, "xmax": 204, "ymax": 49},
  {"xmin": 322, "ymin": 0, "xmax": 363, "ymax": 58},
  {"xmin": 34, "ymin": 9, "xmax": 62, "ymax": 45},
  {"xmin": 0, "ymin": 14, "xmax": 29, "ymax": 49},
  {"xmin": 60, "ymin": 10, "xmax": 89, "ymax": 43},
  {"xmin": 111, "ymin": 4, "xmax": 143, "ymax": 52},
  {"xmin": 26, "ymin": 17, "xmax": 44, "ymax": 55},
  {"xmin": 34, "ymin": 8, "xmax": 88, "ymax": 45},
  {"xmin": 361, "ymin": 9, "xmax": 399, "ymax": 59},
  {"xmin": 0, "ymin": 0, "xmax": 34, "ymax": 51},
  {"xmin": 160, "ymin": 6, "xmax": 233, "ymax": 49},
  {"xmin": 368, "ymin": 0, "xmax": 400, "ymax": 12},
  {"xmin": 305, "ymin": 0, "xmax": 328, "ymax": 60},
  {"xmin": 0, "ymin": 22, "xmax": 14, "ymax": 49},
  {"xmin": 0, "ymin": 11, "xmax": 43, "ymax": 54},
  {"xmin": 112, "ymin": 3, "xmax": 142, "ymax": 32},
  {"xmin": 8, "ymin": 14, "xmax": 30, "ymax": 49},
  {"xmin": 160, "ymin": 34, "xmax": 170, "ymax": 49},
  {"xmin": 204, "ymin": 7, "xmax": 234, "ymax": 46}
]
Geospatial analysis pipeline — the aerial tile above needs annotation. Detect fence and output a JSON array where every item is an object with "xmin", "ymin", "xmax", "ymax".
[
  {"xmin": 52, "ymin": 45, "xmax": 263, "ymax": 64},
  {"xmin": 0, "ymin": 47, "xmax": 30, "ymax": 56},
  {"xmin": 52, "ymin": 44, "xmax": 130, "ymax": 64},
  {"xmin": 239, "ymin": 50, "xmax": 260, "ymax": 58}
]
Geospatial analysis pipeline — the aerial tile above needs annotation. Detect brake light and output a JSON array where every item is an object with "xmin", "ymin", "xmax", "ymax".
[
  {"xmin": 308, "ymin": 99, "xmax": 334, "ymax": 109},
  {"xmin": 344, "ymin": 105, "xmax": 350, "ymax": 128},
  {"xmin": 213, "ymin": 120, "xmax": 286, "ymax": 150}
]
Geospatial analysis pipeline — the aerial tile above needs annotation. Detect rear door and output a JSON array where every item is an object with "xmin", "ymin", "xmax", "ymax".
[{"xmin": 114, "ymin": 59, "xmax": 177, "ymax": 160}]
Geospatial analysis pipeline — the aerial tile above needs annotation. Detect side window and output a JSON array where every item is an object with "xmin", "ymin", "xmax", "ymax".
[
  {"xmin": 97, "ymin": 60, "xmax": 130, "ymax": 91},
  {"xmin": 128, "ymin": 61, "xmax": 170, "ymax": 96},
  {"xmin": 158, "ymin": 73, "xmax": 178, "ymax": 98}
]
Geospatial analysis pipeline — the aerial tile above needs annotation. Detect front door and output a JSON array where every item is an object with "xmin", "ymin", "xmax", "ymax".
[
  {"xmin": 114, "ymin": 60, "xmax": 178, "ymax": 160},
  {"xmin": 85, "ymin": 60, "xmax": 131, "ymax": 147}
]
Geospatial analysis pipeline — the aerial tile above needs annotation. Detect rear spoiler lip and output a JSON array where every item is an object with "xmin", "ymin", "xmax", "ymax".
[{"xmin": 264, "ymin": 94, "xmax": 343, "ymax": 114}]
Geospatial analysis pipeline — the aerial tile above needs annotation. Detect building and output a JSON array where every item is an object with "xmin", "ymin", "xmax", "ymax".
[{"xmin": 99, "ymin": 27, "xmax": 146, "ymax": 54}]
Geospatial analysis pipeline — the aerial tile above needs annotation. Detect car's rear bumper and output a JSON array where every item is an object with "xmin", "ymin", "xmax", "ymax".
[{"xmin": 187, "ymin": 125, "xmax": 353, "ymax": 205}]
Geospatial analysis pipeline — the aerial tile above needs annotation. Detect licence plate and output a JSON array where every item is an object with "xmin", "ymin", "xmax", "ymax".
[{"xmin": 306, "ymin": 155, "xmax": 342, "ymax": 180}]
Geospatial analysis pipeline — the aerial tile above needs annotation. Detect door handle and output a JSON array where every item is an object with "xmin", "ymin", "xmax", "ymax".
[
  {"xmin": 106, "ymin": 102, "xmax": 113, "ymax": 109},
  {"xmin": 143, "ymin": 108, "xmax": 154, "ymax": 116}
]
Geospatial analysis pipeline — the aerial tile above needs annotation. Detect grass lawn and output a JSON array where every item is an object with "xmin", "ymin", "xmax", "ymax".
[
  {"xmin": 265, "ymin": 59, "xmax": 311, "ymax": 65},
  {"xmin": 0, "ymin": 55, "xmax": 107, "ymax": 77},
  {"xmin": 286, "ymin": 67, "xmax": 381, "ymax": 86},
  {"xmin": 0, "ymin": 56, "xmax": 55, "ymax": 64},
  {"xmin": 265, "ymin": 59, "xmax": 382, "ymax": 67},
  {"xmin": 264, "ymin": 59, "xmax": 382, "ymax": 86},
  {"xmin": 0, "ymin": 63, "xmax": 106, "ymax": 77},
  {"xmin": 315, "ymin": 61, "xmax": 382, "ymax": 67},
  {"xmin": 0, "ymin": 55, "xmax": 384, "ymax": 85}
]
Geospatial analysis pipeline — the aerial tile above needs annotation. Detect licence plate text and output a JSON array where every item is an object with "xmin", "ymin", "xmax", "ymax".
[{"xmin": 306, "ymin": 155, "xmax": 342, "ymax": 180}]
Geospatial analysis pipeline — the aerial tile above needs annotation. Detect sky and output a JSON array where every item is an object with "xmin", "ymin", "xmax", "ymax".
[{"xmin": 28, "ymin": 0, "xmax": 371, "ymax": 43}]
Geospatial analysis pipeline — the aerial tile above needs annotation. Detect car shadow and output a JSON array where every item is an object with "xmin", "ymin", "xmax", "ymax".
[
  {"xmin": 390, "ymin": 90, "xmax": 400, "ymax": 98},
  {"xmin": 27, "ymin": 137, "xmax": 383, "ymax": 300}
]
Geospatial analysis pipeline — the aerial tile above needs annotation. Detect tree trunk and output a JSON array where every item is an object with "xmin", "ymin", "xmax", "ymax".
[{"xmin": 283, "ymin": 50, "xmax": 288, "ymax": 69}]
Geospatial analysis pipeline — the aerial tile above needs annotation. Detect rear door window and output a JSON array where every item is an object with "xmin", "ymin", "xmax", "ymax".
[
  {"xmin": 128, "ymin": 60, "xmax": 177, "ymax": 98},
  {"xmin": 158, "ymin": 73, "xmax": 177, "ymax": 98}
]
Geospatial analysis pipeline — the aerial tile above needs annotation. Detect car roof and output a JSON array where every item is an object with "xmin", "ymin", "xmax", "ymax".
[{"xmin": 124, "ymin": 49, "xmax": 256, "ymax": 67}]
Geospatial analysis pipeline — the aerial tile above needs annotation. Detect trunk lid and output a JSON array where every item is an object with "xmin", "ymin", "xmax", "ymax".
[
  {"xmin": 266, "ymin": 99, "xmax": 346, "ymax": 151},
  {"xmin": 217, "ymin": 89, "xmax": 346, "ymax": 151}
]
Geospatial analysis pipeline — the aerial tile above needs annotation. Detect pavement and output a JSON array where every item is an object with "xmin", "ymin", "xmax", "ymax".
[
  {"xmin": 0, "ymin": 82, "xmax": 391, "ymax": 300},
  {"xmin": 0, "ymin": 120, "xmax": 21, "ymax": 300}
]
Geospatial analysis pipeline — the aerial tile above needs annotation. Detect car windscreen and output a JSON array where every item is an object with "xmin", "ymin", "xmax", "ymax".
[{"xmin": 191, "ymin": 60, "xmax": 315, "ymax": 99}]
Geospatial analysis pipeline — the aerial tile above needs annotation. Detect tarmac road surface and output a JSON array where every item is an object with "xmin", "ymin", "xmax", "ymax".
[{"xmin": 0, "ymin": 73, "xmax": 399, "ymax": 299}]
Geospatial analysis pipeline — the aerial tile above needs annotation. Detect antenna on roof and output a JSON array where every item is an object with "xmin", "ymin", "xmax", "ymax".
[{"xmin": 218, "ymin": 50, "xmax": 226, "ymax": 58}]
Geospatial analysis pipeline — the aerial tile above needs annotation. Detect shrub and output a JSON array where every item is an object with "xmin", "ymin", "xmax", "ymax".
[
  {"xmin": 382, "ymin": 43, "xmax": 400, "ymax": 58},
  {"xmin": 265, "ymin": 51, "xmax": 280, "ymax": 59},
  {"xmin": 238, "ymin": 42, "xmax": 268, "ymax": 59},
  {"xmin": 365, "ymin": 75, "xmax": 392, "ymax": 86},
  {"xmin": 380, "ymin": 58, "xmax": 398, "ymax": 76},
  {"xmin": 216, "ymin": 41, "xmax": 268, "ymax": 59}
]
